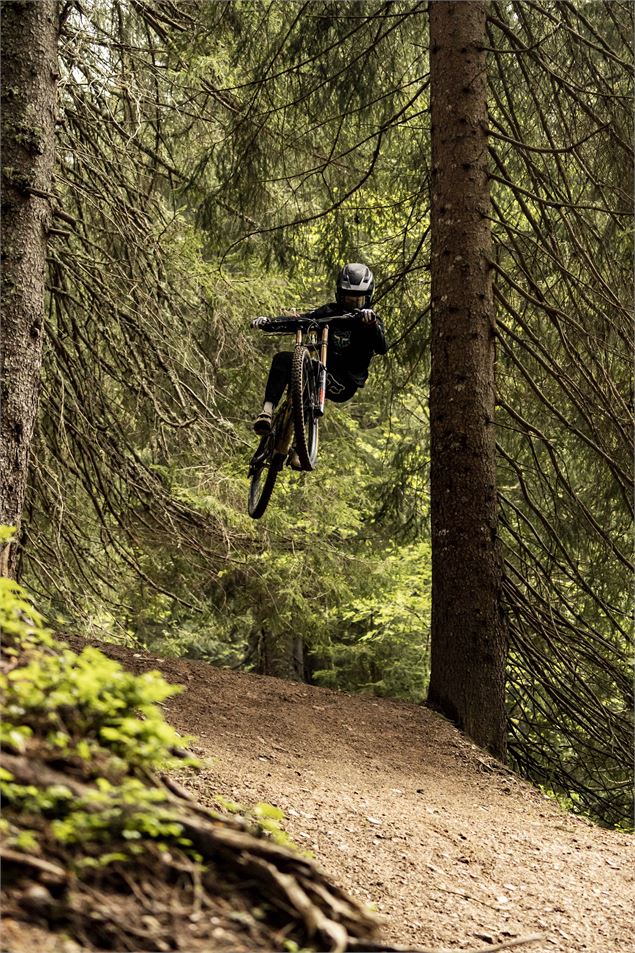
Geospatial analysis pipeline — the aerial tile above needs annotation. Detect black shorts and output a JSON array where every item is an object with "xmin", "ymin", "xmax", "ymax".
[
  {"xmin": 324, "ymin": 365, "xmax": 358, "ymax": 403},
  {"xmin": 265, "ymin": 351, "xmax": 358, "ymax": 405}
]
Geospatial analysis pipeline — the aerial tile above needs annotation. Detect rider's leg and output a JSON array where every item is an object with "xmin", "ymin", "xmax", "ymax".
[
  {"xmin": 286, "ymin": 368, "xmax": 356, "ymax": 470},
  {"xmin": 254, "ymin": 351, "xmax": 292, "ymax": 434},
  {"xmin": 264, "ymin": 352, "xmax": 293, "ymax": 404},
  {"xmin": 325, "ymin": 367, "xmax": 358, "ymax": 403}
]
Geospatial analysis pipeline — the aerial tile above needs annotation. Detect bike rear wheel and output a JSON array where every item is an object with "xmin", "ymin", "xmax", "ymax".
[
  {"xmin": 291, "ymin": 345, "xmax": 319, "ymax": 471},
  {"xmin": 248, "ymin": 440, "xmax": 283, "ymax": 519}
]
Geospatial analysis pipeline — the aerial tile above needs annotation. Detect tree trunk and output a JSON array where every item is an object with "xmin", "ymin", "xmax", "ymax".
[
  {"xmin": 427, "ymin": 1, "xmax": 507, "ymax": 758},
  {"xmin": 255, "ymin": 628, "xmax": 306, "ymax": 682},
  {"xmin": 0, "ymin": 0, "xmax": 58, "ymax": 578}
]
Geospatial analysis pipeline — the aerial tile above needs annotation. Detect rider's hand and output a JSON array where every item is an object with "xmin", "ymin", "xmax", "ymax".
[
  {"xmin": 251, "ymin": 316, "xmax": 271, "ymax": 328},
  {"xmin": 358, "ymin": 308, "xmax": 376, "ymax": 325}
]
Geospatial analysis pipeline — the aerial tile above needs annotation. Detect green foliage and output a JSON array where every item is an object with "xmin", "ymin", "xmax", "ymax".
[
  {"xmin": 16, "ymin": 0, "xmax": 633, "ymax": 829},
  {"xmin": 0, "ymin": 580, "xmax": 197, "ymax": 865},
  {"xmin": 48, "ymin": 779, "xmax": 184, "ymax": 847},
  {"xmin": 2, "ymin": 641, "xmax": 189, "ymax": 774},
  {"xmin": 314, "ymin": 543, "xmax": 432, "ymax": 701},
  {"xmin": 249, "ymin": 802, "xmax": 299, "ymax": 852},
  {"xmin": 0, "ymin": 579, "xmax": 307, "ymax": 878},
  {"xmin": 0, "ymin": 576, "xmax": 54, "ymax": 653},
  {"xmin": 210, "ymin": 795, "xmax": 306, "ymax": 855}
]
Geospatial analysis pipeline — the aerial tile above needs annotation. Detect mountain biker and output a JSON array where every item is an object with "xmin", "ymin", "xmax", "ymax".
[{"xmin": 251, "ymin": 263, "xmax": 387, "ymax": 449}]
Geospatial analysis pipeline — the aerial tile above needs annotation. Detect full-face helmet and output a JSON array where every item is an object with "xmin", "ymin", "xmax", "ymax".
[{"xmin": 336, "ymin": 262, "xmax": 374, "ymax": 308}]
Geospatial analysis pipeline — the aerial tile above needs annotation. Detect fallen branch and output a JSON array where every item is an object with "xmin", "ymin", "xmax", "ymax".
[
  {"xmin": 0, "ymin": 752, "xmax": 94, "ymax": 798},
  {"xmin": 347, "ymin": 934, "xmax": 544, "ymax": 953}
]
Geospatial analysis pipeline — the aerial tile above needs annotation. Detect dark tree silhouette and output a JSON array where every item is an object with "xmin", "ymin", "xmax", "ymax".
[{"xmin": 427, "ymin": 1, "xmax": 508, "ymax": 759}]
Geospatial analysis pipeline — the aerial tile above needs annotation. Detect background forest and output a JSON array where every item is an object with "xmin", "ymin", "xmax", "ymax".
[{"xmin": 4, "ymin": 0, "xmax": 633, "ymax": 829}]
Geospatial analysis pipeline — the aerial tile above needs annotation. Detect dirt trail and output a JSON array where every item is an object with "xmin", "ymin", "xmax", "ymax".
[{"xmin": 71, "ymin": 638, "xmax": 634, "ymax": 953}]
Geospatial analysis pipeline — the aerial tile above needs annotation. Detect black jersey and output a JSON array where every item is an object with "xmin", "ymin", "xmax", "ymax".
[{"xmin": 268, "ymin": 302, "xmax": 387, "ymax": 388}]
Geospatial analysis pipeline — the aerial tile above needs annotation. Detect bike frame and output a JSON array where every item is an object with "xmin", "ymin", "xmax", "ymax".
[
  {"xmin": 248, "ymin": 311, "xmax": 358, "ymax": 516},
  {"xmin": 252, "ymin": 309, "xmax": 357, "ymax": 466},
  {"xmin": 251, "ymin": 320, "xmax": 323, "ymax": 473}
]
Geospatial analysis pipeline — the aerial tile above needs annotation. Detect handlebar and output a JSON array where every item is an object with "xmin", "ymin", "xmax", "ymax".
[{"xmin": 257, "ymin": 311, "xmax": 359, "ymax": 334}]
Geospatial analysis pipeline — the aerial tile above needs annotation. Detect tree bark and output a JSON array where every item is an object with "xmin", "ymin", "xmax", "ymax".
[
  {"xmin": 255, "ymin": 628, "xmax": 307, "ymax": 682},
  {"xmin": 427, "ymin": 1, "xmax": 507, "ymax": 758},
  {"xmin": 0, "ymin": 0, "xmax": 58, "ymax": 578}
]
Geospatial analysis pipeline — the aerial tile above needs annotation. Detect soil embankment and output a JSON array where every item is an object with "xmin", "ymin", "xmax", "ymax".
[{"xmin": 67, "ymin": 638, "xmax": 635, "ymax": 952}]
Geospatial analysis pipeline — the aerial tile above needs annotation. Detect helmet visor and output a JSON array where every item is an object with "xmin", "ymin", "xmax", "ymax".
[{"xmin": 342, "ymin": 293, "xmax": 366, "ymax": 308}]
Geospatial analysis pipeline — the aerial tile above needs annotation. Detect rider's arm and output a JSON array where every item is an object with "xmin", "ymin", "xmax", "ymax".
[
  {"xmin": 251, "ymin": 314, "xmax": 296, "ymax": 331},
  {"xmin": 353, "ymin": 306, "xmax": 387, "ymax": 355},
  {"xmin": 370, "ymin": 313, "xmax": 388, "ymax": 355},
  {"xmin": 253, "ymin": 303, "xmax": 335, "ymax": 331}
]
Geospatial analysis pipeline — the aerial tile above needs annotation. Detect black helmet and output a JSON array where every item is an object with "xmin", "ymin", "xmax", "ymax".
[{"xmin": 336, "ymin": 262, "xmax": 374, "ymax": 306}]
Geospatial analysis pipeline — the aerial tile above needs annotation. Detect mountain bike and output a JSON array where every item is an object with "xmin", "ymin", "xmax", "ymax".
[{"xmin": 247, "ymin": 312, "xmax": 356, "ymax": 519}]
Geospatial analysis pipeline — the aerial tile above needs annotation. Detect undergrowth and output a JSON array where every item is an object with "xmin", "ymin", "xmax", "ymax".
[
  {"xmin": 0, "ymin": 575, "xmax": 376, "ymax": 951},
  {"xmin": 0, "ymin": 576, "xmax": 201, "ymax": 868}
]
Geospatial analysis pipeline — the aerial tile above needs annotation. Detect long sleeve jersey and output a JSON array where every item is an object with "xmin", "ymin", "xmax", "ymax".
[{"xmin": 265, "ymin": 301, "xmax": 387, "ymax": 388}]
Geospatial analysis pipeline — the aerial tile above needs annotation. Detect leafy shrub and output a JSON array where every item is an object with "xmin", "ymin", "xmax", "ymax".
[{"xmin": 0, "ymin": 576, "xmax": 197, "ymax": 864}]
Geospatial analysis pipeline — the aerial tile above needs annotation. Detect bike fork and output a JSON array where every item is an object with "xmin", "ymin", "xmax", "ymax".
[{"xmin": 316, "ymin": 325, "xmax": 329, "ymax": 415}]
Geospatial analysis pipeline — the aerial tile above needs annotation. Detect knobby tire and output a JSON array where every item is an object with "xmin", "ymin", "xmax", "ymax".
[
  {"xmin": 248, "ymin": 444, "xmax": 282, "ymax": 519},
  {"xmin": 291, "ymin": 345, "xmax": 319, "ymax": 471}
]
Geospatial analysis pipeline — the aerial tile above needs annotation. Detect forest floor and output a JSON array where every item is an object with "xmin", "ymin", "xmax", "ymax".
[{"xmin": 12, "ymin": 637, "xmax": 634, "ymax": 953}]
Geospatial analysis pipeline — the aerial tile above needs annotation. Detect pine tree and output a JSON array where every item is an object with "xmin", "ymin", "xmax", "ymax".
[
  {"xmin": 0, "ymin": 0, "xmax": 59, "ymax": 578},
  {"xmin": 427, "ymin": 1, "xmax": 508, "ymax": 758}
]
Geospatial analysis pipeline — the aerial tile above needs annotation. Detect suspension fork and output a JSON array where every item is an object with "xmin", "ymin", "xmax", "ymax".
[{"xmin": 317, "ymin": 325, "xmax": 329, "ymax": 415}]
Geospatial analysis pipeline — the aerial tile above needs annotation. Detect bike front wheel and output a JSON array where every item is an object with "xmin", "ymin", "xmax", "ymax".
[
  {"xmin": 248, "ymin": 441, "xmax": 284, "ymax": 519},
  {"xmin": 291, "ymin": 345, "xmax": 319, "ymax": 471}
]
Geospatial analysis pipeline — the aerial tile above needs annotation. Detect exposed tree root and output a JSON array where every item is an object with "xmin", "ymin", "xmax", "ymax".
[
  {"xmin": 0, "ymin": 847, "xmax": 67, "ymax": 882},
  {"xmin": 0, "ymin": 751, "xmax": 379, "ymax": 952},
  {"xmin": 2, "ymin": 750, "xmax": 547, "ymax": 952}
]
